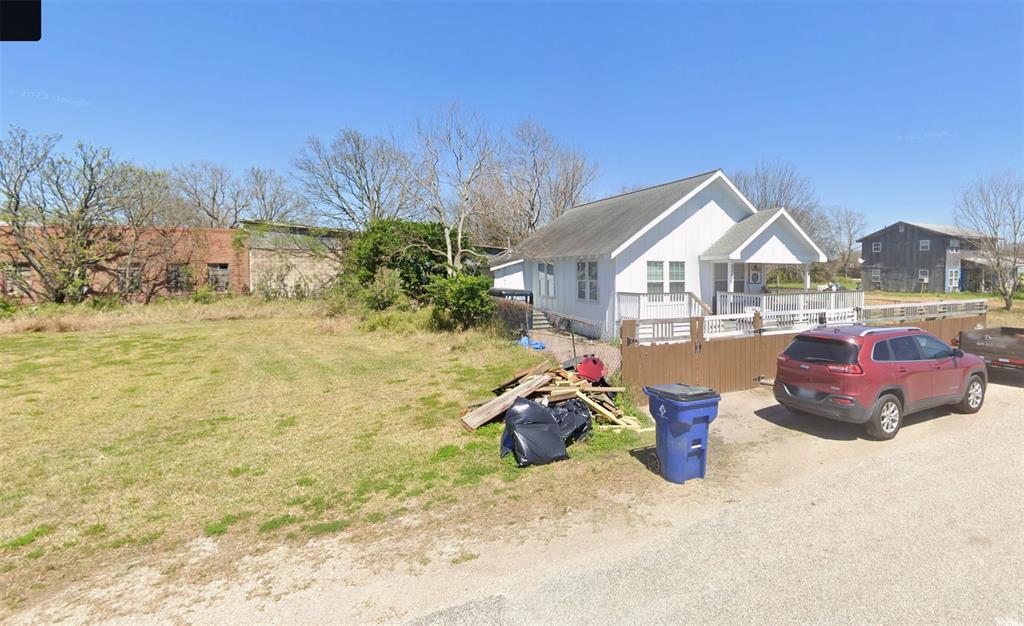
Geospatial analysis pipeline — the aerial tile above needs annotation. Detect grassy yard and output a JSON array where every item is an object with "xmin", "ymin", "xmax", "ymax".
[{"xmin": 0, "ymin": 303, "xmax": 648, "ymax": 611}]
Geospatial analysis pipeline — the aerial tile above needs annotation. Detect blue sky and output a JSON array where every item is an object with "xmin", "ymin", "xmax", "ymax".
[{"xmin": 1, "ymin": 1, "xmax": 1022, "ymax": 230}]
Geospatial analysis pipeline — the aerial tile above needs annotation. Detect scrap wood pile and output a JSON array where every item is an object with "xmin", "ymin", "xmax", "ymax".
[{"xmin": 459, "ymin": 356, "xmax": 643, "ymax": 431}]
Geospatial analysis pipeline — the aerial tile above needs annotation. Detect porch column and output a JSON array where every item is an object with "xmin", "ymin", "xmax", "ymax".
[
  {"xmin": 727, "ymin": 263, "xmax": 735, "ymax": 292},
  {"xmin": 803, "ymin": 264, "xmax": 811, "ymax": 289}
]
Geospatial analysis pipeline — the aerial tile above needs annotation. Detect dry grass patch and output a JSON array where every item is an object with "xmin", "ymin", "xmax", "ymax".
[{"xmin": 0, "ymin": 309, "xmax": 650, "ymax": 613}]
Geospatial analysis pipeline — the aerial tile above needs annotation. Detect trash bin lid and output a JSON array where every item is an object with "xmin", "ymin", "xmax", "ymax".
[{"xmin": 644, "ymin": 383, "xmax": 718, "ymax": 402}]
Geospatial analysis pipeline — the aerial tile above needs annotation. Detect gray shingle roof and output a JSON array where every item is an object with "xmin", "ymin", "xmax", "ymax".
[
  {"xmin": 857, "ymin": 221, "xmax": 990, "ymax": 242},
  {"xmin": 701, "ymin": 208, "xmax": 782, "ymax": 258},
  {"xmin": 903, "ymin": 222, "xmax": 988, "ymax": 239},
  {"xmin": 514, "ymin": 170, "xmax": 721, "ymax": 259}
]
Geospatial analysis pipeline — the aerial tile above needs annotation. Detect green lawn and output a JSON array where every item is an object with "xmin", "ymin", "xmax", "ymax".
[{"xmin": 0, "ymin": 306, "xmax": 648, "ymax": 611}]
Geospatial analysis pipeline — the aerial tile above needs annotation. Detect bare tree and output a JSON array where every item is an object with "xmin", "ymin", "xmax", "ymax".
[
  {"xmin": 955, "ymin": 171, "xmax": 1024, "ymax": 310},
  {"xmin": 294, "ymin": 129, "xmax": 416, "ymax": 229},
  {"xmin": 0, "ymin": 128, "xmax": 122, "ymax": 303},
  {"xmin": 732, "ymin": 160, "xmax": 826, "ymax": 242},
  {"xmin": 471, "ymin": 121, "xmax": 597, "ymax": 246},
  {"xmin": 172, "ymin": 161, "xmax": 247, "ymax": 227},
  {"xmin": 410, "ymin": 103, "xmax": 497, "ymax": 273},
  {"xmin": 242, "ymin": 166, "xmax": 308, "ymax": 224},
  {"xmin": 109, "ymin": 165, "xmax": 197, "ymax": 302},
  {"xmin": 823, "ymin": 207, "xmax": 867, "ymax": 278}
]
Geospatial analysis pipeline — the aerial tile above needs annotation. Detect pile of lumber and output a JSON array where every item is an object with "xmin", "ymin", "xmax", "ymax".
[{"xmin": 459, "ymin": 360, "xmax": 644, "ymax": 431}]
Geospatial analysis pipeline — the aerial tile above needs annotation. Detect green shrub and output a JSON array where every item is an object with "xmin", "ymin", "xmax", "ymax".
[
  {"xmin": 0, "ymin": 297, "xmax": 17, "ymax": 320},
  {"xmin": 190, "ymin": 285, "xmax": 216, "ymax": 304},
  {"xmin": 363, "ymin": 268, "xmax": 406, "ymax": 311},
  {"xmin": 350, "ymin": 219, "xmax": 453, "ymax": 299},
  {"xmin": 425, "ymin": 273, "xmax": 495, "ymax": 330},
  {"xmin": 358, "ymin": 307, "xmax": 433, "ymax": 333},
  {"xmin": 86, "ymin": 294, "xmax": 122, "ymax": 311}
]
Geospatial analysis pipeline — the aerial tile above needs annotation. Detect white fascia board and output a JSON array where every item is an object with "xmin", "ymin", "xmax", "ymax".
[
  {"xmin": 731, "ymin": 208, "xmax": 828, "ymax": 262},
  {"xmin": 490, "ymin": 258, "xmax": 525, "ymax": 271},
  {"xmin": 716, "ymin": 171, "xmax": 759, "ymax": 214},
  {"xmin": 611, "ymin": 170, "xmax": 746, "ymax": 259}
]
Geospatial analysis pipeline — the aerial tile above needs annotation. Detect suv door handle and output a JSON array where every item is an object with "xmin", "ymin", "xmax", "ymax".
[{"xmin": 896, "ymin": 367, "xmax": 908, "ymax": 373}]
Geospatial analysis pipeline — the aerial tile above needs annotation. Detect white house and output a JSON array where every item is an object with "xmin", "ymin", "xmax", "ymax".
[{"xmin": 490, "ymin": 169, "xmax": 827, "ymax": 339}]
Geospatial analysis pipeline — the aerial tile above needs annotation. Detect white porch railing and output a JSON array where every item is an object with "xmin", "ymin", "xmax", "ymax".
[
  {"xmin": 632, "ymin": 298, "xmax": 986, "ymax": 344},
  {"xmin": 715, "ymin": 290, "xmax": 865, "ymax": 315},
  {"xmin": 617, "ymin": 292, "xmax": 711, "ymax": 320}
]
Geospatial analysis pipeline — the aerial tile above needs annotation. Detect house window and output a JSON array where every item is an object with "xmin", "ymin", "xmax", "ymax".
[
  {"xmin": 947, "ymin": 269, "xmax": 960, "ymax": 291},
  {"xmin": 872, "ymin": 241, "xmax": 882, "ymax": 253},
  {"xmin": 167, "ymin": 264, "xmax": 191, "ymax": 293},
  {"xmin": 668, "ymin": 261, "xmax": 686, "ymax": 300},
  {"xmin": 918, "ymin": 269, "xmax": 929, "ymax": 283},
  {"xmin": 117, "ymin": 264, "xmax": 143, "ymax": 294},
  {"xmin": 207, "ymin": 263, "xmax": 230, "ymax": 293},
  {"xmin": 898, "ymin": 223, "xmax": 905, "ymax": 233},
  {"xmin": 949, "ymin": 239, "xmax": 960, "ymax": 253},
  {"xmin": 713, "ymin": 263, "xmax": 729, "ymax": 294},
  {"xmin": 576, "ymin": 260, "xmax": 598, "ymax": 302},
  {"xmin": 537, "ymin": 262, "xmax": 554, "ymax": 298},
  {"xmin": 871, "ymin": 268, "xmax": 881, "ymax": 283},
  {"xmin": 919, "ymin": 239, "xmax": 930, "ymax": 251},
  {"xmin": 646, "ymin": 261, "xmax": 664, "ymax": 297}
]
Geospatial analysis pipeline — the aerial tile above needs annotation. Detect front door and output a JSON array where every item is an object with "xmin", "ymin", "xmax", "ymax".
[
  {"xmin": 713, "ymin": 263, "xmax": 728, "ymax": 313},
  {"xmin": 885, "ymin": 336, "xmax": 933, "ymax": 411},
  {"xmin": 535, "ymin": 261, "xmax": 555, "ymax": 309},
  {"xmin": 913, "ymin": 334, "xmax": 962, "ymax": 400}
]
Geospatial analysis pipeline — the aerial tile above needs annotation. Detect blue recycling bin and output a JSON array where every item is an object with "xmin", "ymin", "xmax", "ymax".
[{"xmin": 644, "ymin": 384, "xmax": 721, "ymax": 484}]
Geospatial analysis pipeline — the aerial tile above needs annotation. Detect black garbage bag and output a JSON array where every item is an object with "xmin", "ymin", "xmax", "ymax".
[
  {"xmin": 551, "ymin": 399, "xmax": 592, "ymax": 445},
  {"xmin": 500, "ymin": 398, "xmax": 568, "ymax": 467}
]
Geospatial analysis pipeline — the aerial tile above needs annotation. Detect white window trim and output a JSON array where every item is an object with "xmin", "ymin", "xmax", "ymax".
[
  {"xmin": 576, "ymin": 259, "xmax": 598, "ymax": 302},
  {"xmin": 872, "ymin": 241, "xmax": 882, "ymax": 253},
  {"xmin": 918, "ymin": 268, "xmax": 930, "ymax": 282},
  {"xmin": 871, "ymin": 268, "xmax": 881, "ymax": 282},
  {"xmin": 919, "ymin": 239, "xmax": 930, "ymax": 251}
]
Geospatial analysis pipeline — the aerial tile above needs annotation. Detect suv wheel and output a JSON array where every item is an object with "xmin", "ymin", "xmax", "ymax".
[
  {"xmin": 867, "ymin": 394, "xmax": 902, "ymax": 440},
  {"xmin": 956, "ymin": 375, "xmax": 985, "ymax": 414}
]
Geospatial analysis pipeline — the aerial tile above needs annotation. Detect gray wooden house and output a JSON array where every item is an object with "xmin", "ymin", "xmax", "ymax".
[{"xmin": 857, "ymin": 222, "xmax": 992, "ymax": 293}]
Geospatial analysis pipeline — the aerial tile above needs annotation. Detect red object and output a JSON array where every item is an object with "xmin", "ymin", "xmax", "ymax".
[
  {"xmin": 773, "ymin": 325, "xmax": 987, "ymax": 437},
  {"xmin": 576, "ymin": 355, "xmax": 607, "ymax": 383}
]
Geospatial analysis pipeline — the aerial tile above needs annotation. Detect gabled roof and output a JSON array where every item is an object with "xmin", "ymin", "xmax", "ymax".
[
  {"xmin": 488, "ymin": 249, "xmax": 524, "ymax": 271},
  {"xmin": 857, "ymin": 221, "xmax": 989, "ymax": 242},
  {"xmin": 514, "ymin": 169, "xmax": 731, "ymax": 259},
  {"xmin": 700, "ymin": 207, "xmax": 827, "ymax": 262},
  {"xmin": 701, "ymin": 208, "xmax": 783, "ymax": 258}
]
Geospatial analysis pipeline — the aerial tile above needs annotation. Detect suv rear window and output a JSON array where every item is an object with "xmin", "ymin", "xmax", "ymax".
[{"xmin": 783, "ymin": 336, "xmax": 859, "ymax": 364}]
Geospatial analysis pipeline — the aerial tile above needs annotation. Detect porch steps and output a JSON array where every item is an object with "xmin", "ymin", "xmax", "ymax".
[{"xmin": 532, "ymin": 309, "xmax": 551, "ymax": 330}]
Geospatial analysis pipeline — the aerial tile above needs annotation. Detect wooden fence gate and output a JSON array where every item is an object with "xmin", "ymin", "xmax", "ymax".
[{"xmin": 620, "ymin": 314, "xmax": 988, "ymax": 399}]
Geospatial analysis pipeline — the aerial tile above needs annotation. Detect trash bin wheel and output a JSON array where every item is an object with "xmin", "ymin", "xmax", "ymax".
[{"xmin": 649, "ymin": 452, "xmax": 660, "ymax": 475}]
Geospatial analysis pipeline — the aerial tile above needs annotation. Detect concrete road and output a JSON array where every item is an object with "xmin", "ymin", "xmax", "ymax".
[{"xmin": 409, "ymin": 379, "xmax": 1024, "ymax": 625}]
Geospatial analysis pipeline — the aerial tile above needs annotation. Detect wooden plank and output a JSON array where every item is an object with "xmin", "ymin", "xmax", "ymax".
[
  {"xmin": 491, "ymin": 360, "xmax": 552, "ymax": 394},
  {"xmin": 575, "ymin": 391, "xmax": 625, "ymax": 426},
  {"xmin": 462, "ymin": 374, "xmax": 554, "ymax": 430},
  {"xmin": 535, "ymin": 386, "xmax": 626, "ymax": 394}
]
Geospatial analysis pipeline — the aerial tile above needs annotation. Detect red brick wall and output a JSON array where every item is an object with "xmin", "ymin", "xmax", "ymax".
[{"xmin": 1, "ymin": 226, "xmax": 251, "ymax": 302}]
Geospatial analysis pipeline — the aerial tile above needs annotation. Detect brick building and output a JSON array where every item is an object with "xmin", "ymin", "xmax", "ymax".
[{"xmin": 1, "ymin": 222, "xmax": 346, "ymax": 302}]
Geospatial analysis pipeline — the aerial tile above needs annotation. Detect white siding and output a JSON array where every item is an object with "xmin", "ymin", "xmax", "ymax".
[
  {"xmin": 492, "ymin": 262, "xmax": 525, "ymax": 290},
  {"xmin": 614, "ymin": 178, "xmax": 754, "ymax": 306},
  {"xmin": 738, "ymin": 218, "xmax": 820, "ymax": 264}
]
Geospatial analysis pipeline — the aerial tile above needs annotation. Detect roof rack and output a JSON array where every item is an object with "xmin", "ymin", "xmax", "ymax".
[{"xmin": 858, "ymin": 326, "xmax": 922, "ymax": 337}]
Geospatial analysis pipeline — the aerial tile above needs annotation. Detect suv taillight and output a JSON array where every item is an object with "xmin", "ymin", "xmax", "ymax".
[
  {"xmin": 826, "ymin": 363, "xmax": 863, "ymax": 375},
  {"xmin": 777, "ymin": 354, "xmax": 790, "ymax": 364}
]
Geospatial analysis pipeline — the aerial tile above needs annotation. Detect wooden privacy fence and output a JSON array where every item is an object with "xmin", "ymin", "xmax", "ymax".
[{"xmin": 620, "ymin": 312, "xmax": 988, "ymax": 399}]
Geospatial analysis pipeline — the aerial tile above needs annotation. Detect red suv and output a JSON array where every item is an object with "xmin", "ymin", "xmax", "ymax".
[{"xmin": 774, "ymin": 325, "xmax": 987, "ymax": 439}]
